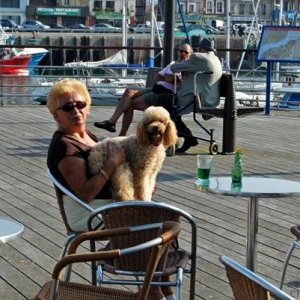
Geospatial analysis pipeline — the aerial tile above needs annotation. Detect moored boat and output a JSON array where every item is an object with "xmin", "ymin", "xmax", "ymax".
[
  {"xmin": 31, "ymin": 76, "xmax": 145, "ymax": 105},
  {"xmin": 0, "ymin": 52, "xmax": 31, "ymax": 75},
  {"xmin": 275, "ymin": 68, "xmax": 300, "ymax": 110},
  {"xmin": 18, "ymin": 48, "xmax": 49, "ymax": 74},
  {"xmin": 1, "ymin": 25, "xmax": 47, "ymax": 75}
]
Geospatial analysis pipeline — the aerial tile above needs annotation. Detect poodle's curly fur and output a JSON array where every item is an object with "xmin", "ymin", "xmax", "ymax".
[{"xmin": 88, "ymin": 106, "xmax": 178, "ymax": 201}]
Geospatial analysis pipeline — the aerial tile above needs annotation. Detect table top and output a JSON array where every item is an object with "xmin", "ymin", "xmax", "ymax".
[
  {"xmin": 0, "ymin": 218, "xmax": 24, "ymax": 243},
  {"xmin": 195, "ymin": 176, "xmax": 300, "ymax": 198}
]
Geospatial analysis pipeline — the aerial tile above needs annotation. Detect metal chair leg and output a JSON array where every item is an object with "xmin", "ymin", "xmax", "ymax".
[
  {"xmin": 280, "ymin": 240, "xmax": 298, "ymax": 289},
  {"xmin": 60, "ymin": 234, "xmax": 76, "ymax": 259},
  {"xmin": 64, "ymin": 264, "xmax": 73, "ymax": 281},
  {"xmin": 97, "ymin": 264, "xmax": 104, "ymax": 286},
  {"xmin": 90, "ymin": 239, "xmax": 98, "ymax": 285},
  {"xmin": 176, "ymin": 267, "xmax": 183, "ymax": 300},
  {"xmin": 59, "ymin": 234, "xmax": 76, "ymax": 281}
]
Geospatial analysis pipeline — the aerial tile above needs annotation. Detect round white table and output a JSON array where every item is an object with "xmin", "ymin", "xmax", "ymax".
[
  {"xmin": 0, "ymin": 218, "xmax": 24, "ymax": 243},
  {"xmin": 195, "ymin": 176, "xmax": 300, "ymax": 271}
]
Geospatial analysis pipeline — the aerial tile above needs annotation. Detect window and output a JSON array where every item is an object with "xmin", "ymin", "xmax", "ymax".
[
  {"xmin": 57, "ymin": 0, "xmax": 70, "ymax": 5},
  {"xmin": 216, "ymin": 1, "xmax": 224, "ymax": 14},
  {"xmin": 206, "ymin": 0, "xmax": 214, "ymax": 14},
  {"xmin": 177, "ymin": 2, "xmax": 186, "ymax": 13},
  {"xmin": 188, "ymin": 3, "xmax": 196, "ymax": 13},
  {"xmin": 260, "ymin": 4, "xmax": 266, "ymax": 16},
  {"xmin": 94, "ymin": 1, "xmax": 103, "ymax": 10},
  {"xmin": 249, "ymin": 4, "xmax": 254, "ymax": 15},
  {"xmin": 0, "ymin": 0, "xmax": 19, "ymax": 8},
  {"xmin": 239, "ymin": 4, "xmax": 245, "ymax": 15},
  {"xmin": 106, "ymin": 1, "xmax": 115, "ymax": 11}
]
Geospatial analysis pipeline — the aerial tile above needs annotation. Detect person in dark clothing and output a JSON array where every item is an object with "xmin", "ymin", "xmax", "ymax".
[
  {"xmin": 169, "ymin": 37, "xmax": 222, "ymax": 153},
  {"xmin": 47, "ymin": 78, "xmax": 125, "ymax": 231},
  {"xmin": 93, "ymin": 44, "xmax": 192, "ymax": 136}
]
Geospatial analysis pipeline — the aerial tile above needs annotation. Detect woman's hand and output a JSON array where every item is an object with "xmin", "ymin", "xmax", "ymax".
[{"xmin": 105, "ymin": 141, "xmax": 125, "ymax": 169}]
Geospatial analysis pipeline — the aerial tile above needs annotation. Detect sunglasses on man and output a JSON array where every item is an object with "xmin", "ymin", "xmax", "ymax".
[{"xmin": 179, "ymin": 49, "xmax": 189, "ymax": 54}]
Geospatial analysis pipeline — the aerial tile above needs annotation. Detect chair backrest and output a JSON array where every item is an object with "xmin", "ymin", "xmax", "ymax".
[
  {"xmin": 145, "ymin": 67, "xmax": 162, "ymax": 88},
  {"xmin": 220, "ymin": 256, "xmax": 294, "ymax": 300},
  {"xmin": 47, "ymin": 168, "xmax": 95, "ymax": 234},
  {"xmin": 36, "ymin": 221, "xmax": 181, "ymax": 300},
  {"xmin": 87, "ymin": 200, "xmax": 197, "ymax": 274}
]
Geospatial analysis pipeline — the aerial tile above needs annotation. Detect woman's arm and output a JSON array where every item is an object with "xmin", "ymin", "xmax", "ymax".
[{"xmin": 59, "ymin": 141, "xmax": 125, "ymax": 202}]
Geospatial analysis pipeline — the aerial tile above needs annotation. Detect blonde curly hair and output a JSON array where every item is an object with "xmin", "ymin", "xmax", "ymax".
[{"xmin": 47, "ymin": 78, "xmax": 91, "ymax": 114}]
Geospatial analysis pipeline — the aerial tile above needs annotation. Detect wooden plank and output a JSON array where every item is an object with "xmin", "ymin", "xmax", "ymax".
[{"xmin": 0, "ymin": 106, "xmax": 300, "ymax": 299}]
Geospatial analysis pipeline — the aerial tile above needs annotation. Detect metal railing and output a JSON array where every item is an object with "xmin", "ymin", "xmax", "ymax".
[
  {"xmin": 1, "ymin": 57, "xmax": 299, "ymax": 108},
  {"xmin": 0, "ymin": 64, "xmax": 148, "ymax": 106}
]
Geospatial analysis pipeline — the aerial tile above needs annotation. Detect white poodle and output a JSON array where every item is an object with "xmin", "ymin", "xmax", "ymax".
[{"xmin": 88, "ymin": 106, "xmax": 178, "ymax": 201}]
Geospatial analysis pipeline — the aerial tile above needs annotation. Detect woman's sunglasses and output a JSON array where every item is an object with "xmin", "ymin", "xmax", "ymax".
[{"xmin": 58, "ymin": 101, "xmax": 87, "ymax": 112}]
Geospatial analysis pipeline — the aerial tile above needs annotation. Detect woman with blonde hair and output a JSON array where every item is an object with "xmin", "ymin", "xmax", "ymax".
[{"xmin": 47, "ymin": 78, "xmax": 125, "ymax": 231}]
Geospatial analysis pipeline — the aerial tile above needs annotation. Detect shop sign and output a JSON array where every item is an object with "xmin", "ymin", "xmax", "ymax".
[
  {"xmin": 37, "ymin": 8, "xmax": 81, "ymax": 16},
  {"xmin": 95, "ymin": 11, "xmax": 127, "ymax": 19}
]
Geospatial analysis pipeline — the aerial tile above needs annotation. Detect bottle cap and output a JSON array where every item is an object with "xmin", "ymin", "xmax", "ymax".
[{"xmin": 236, "ymin": 147, "xmax": 242, "ymax": 154}]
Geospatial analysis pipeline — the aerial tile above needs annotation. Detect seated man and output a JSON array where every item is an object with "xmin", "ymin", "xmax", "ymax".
[
  {"xmin": 93, "ymin": 43, "xmax": 192, "ymax": 136},
  {"xmin": 170, "ymin": 37, "xmax": 223, "ymax": 153}
]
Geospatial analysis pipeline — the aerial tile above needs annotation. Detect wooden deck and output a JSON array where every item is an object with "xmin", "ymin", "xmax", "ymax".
[{"xmin": 1, "ymin": 105, "xmax": 300, "ymax": 300}]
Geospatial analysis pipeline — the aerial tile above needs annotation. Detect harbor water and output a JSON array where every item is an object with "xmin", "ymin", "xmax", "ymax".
[{"xmin": 0, "ymin": 75, "xmax": 38, "ymax": 105}]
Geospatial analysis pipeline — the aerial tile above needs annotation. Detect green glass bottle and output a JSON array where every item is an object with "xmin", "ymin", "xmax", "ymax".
[{"xmin": 231, "ymin": 147, "xmax": 243, "ymax": 184}]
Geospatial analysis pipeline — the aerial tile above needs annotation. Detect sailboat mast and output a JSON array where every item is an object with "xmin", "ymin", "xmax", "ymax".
[
  {"xmin": 149, "ymin": 0, "xmax": 155, "ymax": 67},
  {"xmin": 225, "ymin": 0, "xmax": 231, "ymax": 71},
  {"xmin": 122, "ymin": 0, "xmax": 127, "ymax": 76},
  {"xmin": 236, "ymin": 0, "xmax": 261, "ymax": 78}
]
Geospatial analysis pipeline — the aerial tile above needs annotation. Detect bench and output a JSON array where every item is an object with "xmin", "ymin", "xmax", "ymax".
[
  {"xmin": 174, "ymin": 72, "xmax": 264, "ymax": 154},
  {"xmin": 145, "ymin": 67, "xmax": 162, "ymax": 88}
]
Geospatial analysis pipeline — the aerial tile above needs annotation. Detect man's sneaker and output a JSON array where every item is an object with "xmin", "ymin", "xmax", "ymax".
[
  {"xmin": 94, "ymin": 120, "xmax": 116, "ymax": 132},
  {"xmin": 175, "ymin": 138, "xmax": 198, "ymax": 154},
  {"xmin": 166, "ymin": 145, "xmax": 175, "ymax": 157},
  {"xmin": 202, "ymin": 114, "xmax": 213, "ymax": 121}
]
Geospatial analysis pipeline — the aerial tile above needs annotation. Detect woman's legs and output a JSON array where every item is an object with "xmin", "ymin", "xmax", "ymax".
[
  {"xmin": 119, "ymin": 107, "xmax": 134, "ymax": 136},
  {"xmin": 118, "ymin": 93, "xmax": 150, "ymax": 136},
  {"xmin": 94, "ymin": 88, "xmax": 147, "ymax": 134},
  {"xmin": 108, "ymin": 88, "xmax": 139, "ymax": 124},
  {"xmin": 95, "ymin": 88, "xmax": 152, "ymax": 135}
]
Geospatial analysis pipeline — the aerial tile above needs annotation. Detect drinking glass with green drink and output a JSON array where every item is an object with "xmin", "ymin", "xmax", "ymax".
[{"xmin": 197, "ymin": 154, "xmax": 213, "ymax": 184}]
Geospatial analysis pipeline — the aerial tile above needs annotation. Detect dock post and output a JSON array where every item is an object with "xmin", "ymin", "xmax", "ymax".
[{"xmin": 222, "ymin": 73, "xmax": 236, "ymax": 154}]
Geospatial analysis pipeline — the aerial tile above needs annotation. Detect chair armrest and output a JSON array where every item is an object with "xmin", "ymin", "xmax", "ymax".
[
  {"xmin": 52, "ymin": 249, "xmax": 122, "ymax": 279},
  {"xmin": 198, "ymin": 108, "xmax": 224, "ymax": 118},
  {"xmin": 68, "ymin": 221, "xmax": 179, "ymax": 254},
  {"xmin": 52, "ymin": 221, "xmax": 180, "ymax": 280},
  {"xmin": 68, "ymin": 226, "xmax": 132, "ymax": 254}
]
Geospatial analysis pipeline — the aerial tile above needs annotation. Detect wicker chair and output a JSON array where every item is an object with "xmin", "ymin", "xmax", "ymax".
[
  {"xmin": 280, "ymin": 225, "xmax": 300, "ymax": 289},
  {"xmin": 47, "ymin": 168, "xmax": 102, "ymax": 283},
  {"xmin": 87, "ymin": 200, "xmax": 197, "ymax": 300},
  {"xmin": 35, "ymin": 221, "xmax": 180, "ymax": 300},
  {"xmin": 220, "ymin": 256, "xmax": 294, "ymax": 300}
]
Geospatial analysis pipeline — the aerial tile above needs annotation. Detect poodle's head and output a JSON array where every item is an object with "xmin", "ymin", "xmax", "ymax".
[{"xmin": 136, "ymin": 106, "xmax": 177, "ymax": 147}]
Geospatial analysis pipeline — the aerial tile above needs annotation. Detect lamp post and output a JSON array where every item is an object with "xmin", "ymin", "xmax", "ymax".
[{"xmin": 163, "ymin": 0, "xmax": 175, "ymax": 66}]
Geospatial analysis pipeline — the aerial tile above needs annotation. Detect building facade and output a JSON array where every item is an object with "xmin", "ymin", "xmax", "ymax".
[
  {"xmin": 0, "ymin": 0, "xmax": 135, "ymax": 27},
  {"xmin": 0, "ymin": 0, "xmax": 27, "ymax": 25},
  {"xmin": 0, "ymin": 0, "xmax": 299, "ymax": 27}
]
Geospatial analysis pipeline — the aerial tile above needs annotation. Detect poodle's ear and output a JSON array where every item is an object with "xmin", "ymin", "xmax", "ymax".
[
  {"xmin": 163, "ymin": 119, "xmax": 178, "ymax": 147},
  {"xmin": 136, "ymin": 121, "xmax": 149, "ymax": 145}
]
